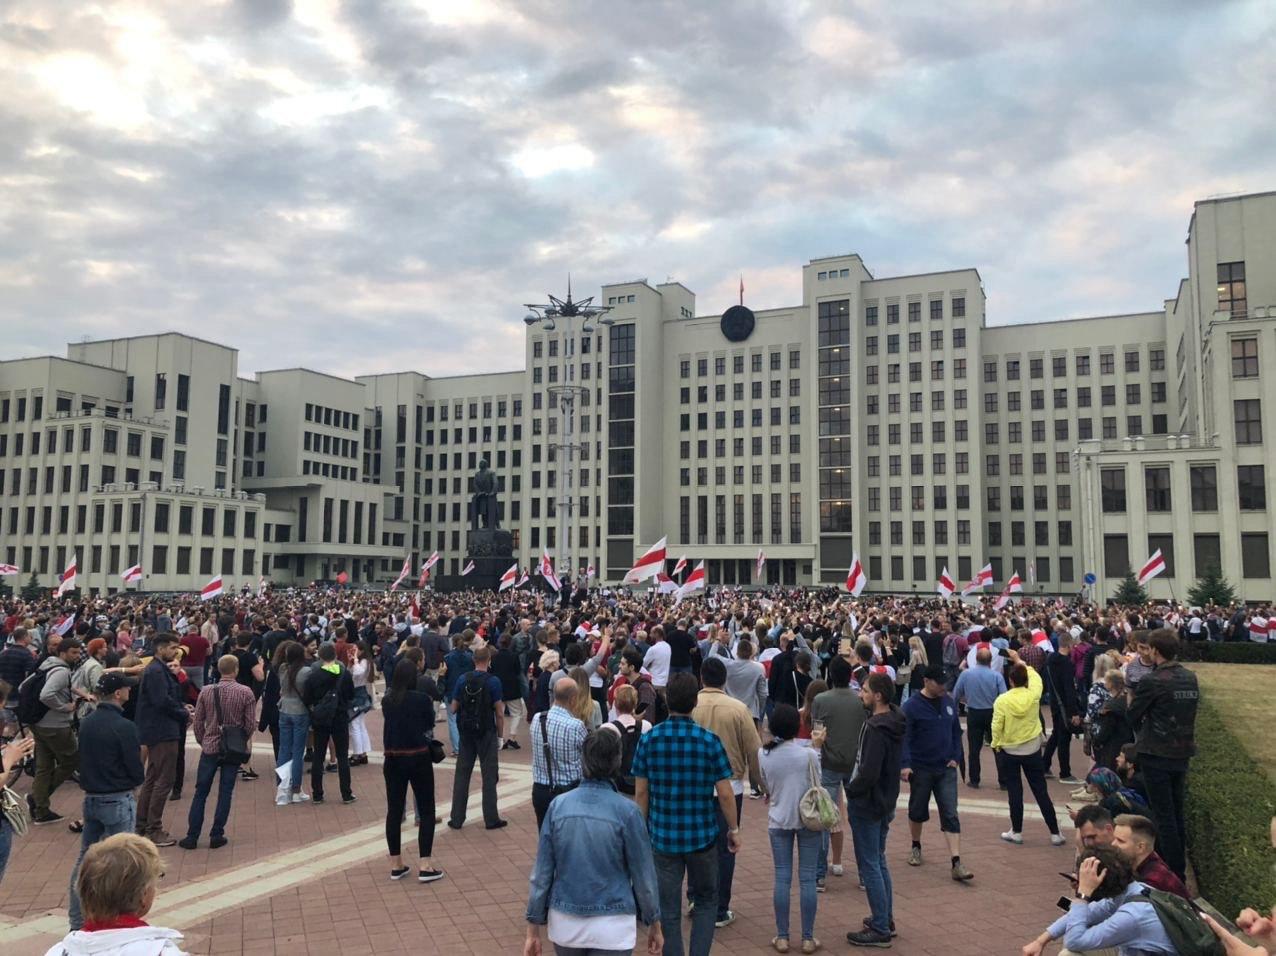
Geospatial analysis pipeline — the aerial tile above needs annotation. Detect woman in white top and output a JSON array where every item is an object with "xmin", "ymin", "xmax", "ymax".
[
  {"xmin": 759, "ymin": 703, "xmax": 822, "ymax": 954},
  {"xmin": 349, "ymin": 641, "xmax": 375, "ymax": 765},
  {"xmin": 601, "ymin": 685, "xmax": 652, "ymax": 737},
  {"xmin": 569, "ymin": 667, "xmax": 603, "ymax": 732}
]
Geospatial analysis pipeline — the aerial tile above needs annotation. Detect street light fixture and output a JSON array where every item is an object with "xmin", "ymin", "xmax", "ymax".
[{"xmin": 523, "ymin": 278, "xmax": 613, "ymax": 594}]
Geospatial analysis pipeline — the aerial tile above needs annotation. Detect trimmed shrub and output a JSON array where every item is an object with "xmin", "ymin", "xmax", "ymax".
[
  {"xmin": 1185, "ymin": 697, "xmax": 1276, "ymax": 917},
  {"xmin": 1178, "ymin": 642, "xmax": 1276, "ymax": 665}
]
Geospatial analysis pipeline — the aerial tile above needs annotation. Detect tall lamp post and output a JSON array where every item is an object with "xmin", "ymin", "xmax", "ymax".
[{"xmin": 524, "ymin": 281, "xmax": 613, "ymax": 593}]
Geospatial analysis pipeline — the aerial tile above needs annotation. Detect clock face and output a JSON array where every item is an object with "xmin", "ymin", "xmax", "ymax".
[{"xmin": 720, "ymin": 305, "xmax": 756, "ymax": 342}]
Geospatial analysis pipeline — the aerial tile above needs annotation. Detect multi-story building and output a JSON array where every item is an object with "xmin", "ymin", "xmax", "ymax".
[{"xmin": 2, "ymin": 190, "xmax": 1272, "ymax": 600}]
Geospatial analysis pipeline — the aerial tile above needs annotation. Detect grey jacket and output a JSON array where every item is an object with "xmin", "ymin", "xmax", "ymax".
[
  {"xmin": 36, "ymin": 657, "xmax": 76, "ymax": 729},
  {"xmin": 724, "ymin": 658, "xmax": 768, "ymax": 720}
]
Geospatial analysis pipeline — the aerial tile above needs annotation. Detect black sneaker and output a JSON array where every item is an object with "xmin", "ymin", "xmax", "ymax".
[
  {"xmin": 311, "ymin": 796, "xmax": 325, "ymax": 805},
  {"xmin": 485, "ymin": 819, "xmax": 508, "ymax": 830},
  {"xmin": 324, "ymin": 763, "xmax": 338, "ymax": 774},
  {"xmin": 178, "ymin": 836, "xmax": 198, "ymax": 850},
  {"xmin": 169, "ymin": 790, "xmax": 182, "ymax": 801},
  {"xmin": 32, "ymin": 810, "xmax": 64, "ymax": 826},
  {"xmin": 418, "ymin": 868, "xmax": 445, "ymax": 883},
  {"xmin": 507, "ymin": 741, "xmax": 520, "ymax": 751},
  {"xmin": 446, "ymin": 820, "xmax": 463, "ymax": 830},
  {"xmin": 240, "ymin": 768, "xmax": 259, "ymax": 780},
  {"xmin": 390, "ymin": 865, "xmax": 410, "ymax": 881},
  {"xmin": 341, "ymin": 795, "xmax": 358, "ymax": 805},
  {"xmin": 862, "ymin": 918, "xmax": 898, "ymax": 938},
  {"xmin": 209, "ymin": 836, "xmax": 228, "ymax": 849},
  {"xmin": 847, "ymin": 928, "xmax": 893, "ymax": 948}
]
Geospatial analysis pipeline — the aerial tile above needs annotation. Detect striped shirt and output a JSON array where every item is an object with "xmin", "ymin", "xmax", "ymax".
[{"xmin": 630, "ymin": 715, "xmax": 732, "ymax": 855}]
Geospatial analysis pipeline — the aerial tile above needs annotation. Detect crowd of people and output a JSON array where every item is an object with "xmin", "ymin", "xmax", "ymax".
[{"xmin": 0, "ymin": 583, "xmax": 1270, "ymax": 955}]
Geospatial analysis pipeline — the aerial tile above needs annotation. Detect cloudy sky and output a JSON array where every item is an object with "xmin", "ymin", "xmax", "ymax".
[{"xmin": 2, "ymin": 0, "xmax": 1274, "ymax": 380}]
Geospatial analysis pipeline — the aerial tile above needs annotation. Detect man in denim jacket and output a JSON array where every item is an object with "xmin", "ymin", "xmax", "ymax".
[{"xmin": 524, "ymin": 730, "xmax": 662, "ymax": 956}]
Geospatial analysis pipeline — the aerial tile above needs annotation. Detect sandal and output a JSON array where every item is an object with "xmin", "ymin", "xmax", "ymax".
[
  {"xmin": 68, "ymin": 820, "xmax": 84, "ymax": 834},
  {"xmin": 802, "ymin": 939, "xmax": 822, "ymax": 954},
  {"xmin": 772, "ymin": 938, "xmax": 790, "ymax": 953}
]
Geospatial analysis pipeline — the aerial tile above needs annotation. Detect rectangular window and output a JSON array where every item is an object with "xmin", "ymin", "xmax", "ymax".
[
  {"xmin": 1241, "ymin": 532, "xmax": 1270, "ymax": 578},
  {"xmin": 1218, "ymin": 261, "xmax": 1246, "ymax": 317},
  {"xmin": 1234, "ymin": 399, "xmax": 1262, "ymax": 444},
  {"xmin": 1101, "ymin": 468, "xmax": 1126, "ymax": 512},
  {"xmin": 1232, "ymin": 338, "xmax": 1259, "ymax": 378},
  {"xmin": 1104, "ymin": 534, "xmax": 1130, "ymax": 577},
  {"xmin": 1190, "ymin": 465, "xmax": 1218, "ymax": 511},
  {"xmin": 1194, "ymin": 533, "xmax": 1221, "ymax": 577},
  {"xmin": 1238, "ymin": 465, "xmax": 1266, "ymax": 510},
  {"xmin": 1144, "ymin": 466, "xmax": 1171, "ymax": 512}
]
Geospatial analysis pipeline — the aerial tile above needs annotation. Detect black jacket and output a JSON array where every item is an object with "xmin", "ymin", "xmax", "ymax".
[
  {"xmin": 1044, "ymin": 651, "xmax": 1080, "ymax": 719},
  {"xmin": 1127, "ymin": 661, "xmax": 1198, "ymax": 762},
  {"xmin": 301, "ymin": 663, "xmax": 355, "ymax": 726},
  {"xmin": 490, "ymin": 648, "xmax": 523, "ymax": 701},
  {"xmin": 1091, "ymin": 694, "xmax": 1134, "ymax": 770},
  {"xmin": 846, "ymin": 705, "xmax": 906, "ymax": 820},
  {"xmin": 78, "ymin": 702, "xmax": 145, "ymax": 793},
  {"xmin": 135, "ymin": 658, "xmax": 189, "ymax": 746}
]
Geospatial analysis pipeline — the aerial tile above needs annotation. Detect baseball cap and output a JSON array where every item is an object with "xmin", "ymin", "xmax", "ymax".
[{"xmin": 97, "ymin": 672, "xmax": 138, "ymax": 695}]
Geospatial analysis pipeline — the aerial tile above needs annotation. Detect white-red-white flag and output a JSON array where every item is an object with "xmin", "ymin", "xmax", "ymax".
[
  {"xmin": 755, "ymin": 549, "xmax": 766, "ymax": 579},
  {"xmin": 623, "ymin": 536, "xmax": 668, "ymax": 585},
  {"xmin": 672, "ymin": 555, "xmax": 688, "ymax": 577},
  {"xmin": 517, "ymin": 571, "xmax": 529, "ymax": 587},
  {"xmin": 461, "ymin": 560, "xmax": 475, "ymax": 576},
  {"xmin": 57, "ymin": 554, "xmax": 78, "ymax": 596},
  {"xmin": 655, "ymin": 572, "xmax": 679, "ymax": 595},
  {"xmin": 961, "ymin": 563, "xmax": 994, "ymax": 597},
  {"xmin": 53, "ymin": 613, "xmax": 77, "ymax": 637},
  {"xmin": 1032, "ymin": 628, "xmax": 1053, "ymax": 651},
  {"xmin": 675, "ymin": 560, "xmax": 707, "ymax": 604},
  {"xmin": 937, "ymin": 567, "xmax": 956, "ymax": 598},
  {"xmin": 390, "ymin": 556, "xmax": 411, "ymax": 592},
  {"xmin": 845, "ymin": 553, "xmax": 867, "ymax": 596},
  {"xmin": 585, "ymin": 565, "xmax": 595, "ymax": 579},
  {"xmin": 498, "ymin": 563, "xmax": 519, "ymax": 591},
  {"xmin": 1136, "ymin": 549, "xmax": 1166, "ymax": 586},
  {"xmin": 540, "ymin": 551, "xmax": 562, "ymax": 591},
  {"xmin": 994, "ymin": 572, "xmax": 1022, "ymax": 611},
  {"xmin": 0, "ymin": 563, "xmax": 19, "ymax": 576},
  {"xmin": 121, "ymin": 564, "xmax": 142, "ymax": 584},
  {"xmin": 1249, "ymin": 614, "xmax": 1270, "ymax": 643},
  {"xmin": 200, "ymin": 575, "xmax": 223, "ymax": 601}
]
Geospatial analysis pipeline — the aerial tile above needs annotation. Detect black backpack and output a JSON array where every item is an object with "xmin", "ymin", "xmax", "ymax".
[
  {"xmin": 16, "ymin": 665, "xmax": 53, "ymax": 725},
  {"xmin": 1138, "ymin": 888, "xmax": 1224, "ymax": 956},
  {"xmin": 610, "ymin": 719, "xmax": 641, "ymax": 794},
  {"xmin": 305, "ymin": 668, "xmax": 341, "ymax": 730},
  {"xmin": 457, "ymin": 672, "xmax": 494, "ymax": 740}
]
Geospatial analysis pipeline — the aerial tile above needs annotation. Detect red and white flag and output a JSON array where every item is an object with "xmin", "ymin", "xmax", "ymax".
[
  {"xmin": 517, "ymin": 571, "xmax": 529, "ymax": 588},
  {"xmin": 56, "ymin": 554, "xmax": 78, "ymax": 596},
  {"xmin": 623, "ymin": 536, "xmax": 668, "ymax": 585},
  {"xmin": 994, "ymin": 572, "xmax": 1022, "ymax": 611},
  {"xmin": 1031, "ymin": 628, "xmax": 1053, "ymax": 651},
  {"xmin": 1136, "ymin": 549, "xmax": 1166, "ymax": 586},
  {"xmin": 53, "ymin": 613, "xmax": 77, "ymax": 637},
  {"xmin": 672, "ymin": 555, "xmax": 688, "ymax": 577},
  {"xmin": 655, "ymin": 572, "xmax": 679, "ymax": 595},
  {"xmin": 845, "ymin": 553, "xmax": 867, "ymax": 596},
  {"xmin": 755, "ymin": 549, "xmax": 767, "ymax": 579},
  {"xmin": 0, "ymin": 563, "xmax": 18, "ymax": 576},
  {"xmin": 675, "ymin": 560, "xmax": 707, "ymax": 603},
  {"xmin": 418, "ymin": 551, "xmax": 440, "ymax": 588},
  {"xmin": 937, "ymin": 567, "xmax": 956, "ymax": 599},
  {"xmin": 200, "ymin": 575, "xmax": 223, "ymax": 601},
  {"xmin": 1249, "ymin": 614, "xmax": 1270, "ymax": 643},
  {"xmin": 962, "ymin": 563, "xmax": 994, "ymax": 597},
  {"xmin": 121, "ymin": 564, "xmax": 143, "ymax": 584},
  {"xmin": 585, "ymin": 565, "xmax": 595, "ymax": 579},
  {"xmin": 390, "ymin": 556, "xmax": 411, "ymax": 592},
  {"xmin": 498, "ymin": 563, "xmax": 519, "ymax": 591},
  {"xmin": 540, "ymin": 551, "xmax": 562, "ymax": 591},
  {"xmin": 461, "ymin": 560, "xmax": 475, "ymax": 576}
]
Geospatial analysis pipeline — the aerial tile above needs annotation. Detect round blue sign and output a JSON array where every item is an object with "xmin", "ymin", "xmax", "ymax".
[{"xmin": 1084, "ymin": 573, "xmax": 1097, "ymax": 585}]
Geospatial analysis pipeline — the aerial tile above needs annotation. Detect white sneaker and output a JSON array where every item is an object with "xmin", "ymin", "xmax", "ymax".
[
  {"xmin": 1051, "ymin": 834, "xmax": 1067, "ymax": 846},
  {"xmin": 830, "ymin": 864, "xmax": 844, "ymax": 877},
  {"xmin": 1000, "ymin": 830, "xmax": 1023, "ymax": 844},
  {"xmin": 290, "ymin": 792, "xmax": 311, "ymax": 804}
]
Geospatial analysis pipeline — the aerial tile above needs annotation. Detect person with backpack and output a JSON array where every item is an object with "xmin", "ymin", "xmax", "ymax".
[
  {"xmin": 600, "ymin": 684, "xmax": 649, "ymax": 795},
  {"xmin": 446, "ymin": 644, "xmax": 505, "ymax": 831},
  {"xmin": 300, "ymin": 642, "xmax": 356, "ymax": 805},
  {"xmin": 1022, "ymin": 845, "xmax": 1180, "ymax": 955},
  {"xmin": 25, "ymin": 636, "xmax": 89, "ymax": 826},
  {"xmin": 441, "ymin": 634, "xmax": 475, "ymax": 758}
]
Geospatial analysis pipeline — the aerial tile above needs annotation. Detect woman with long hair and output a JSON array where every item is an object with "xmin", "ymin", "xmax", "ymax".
[
  {"xmin": 259, "ymin": 640, "xmax": 288, "ymax": 763},
  {"xmin": 381, "ymin": 646, "xmax": 443, "ymax": 883},
  {"xmin": 760, "ymin": 703, "xmax": 822, "ymax": 953},
  {"xmin": 569, "ymin": 666, "xmax": 602, "ymax": 731},
  {"xmin": 797, "ymin": 679, "xmax": 827, "ymax": 743},
  {"xmin": 349, "ymin": 641, "xmax": 375, "ymax": 766},
  {"xmin": 904, "ymin": 636, "xmax": 928, "ymax": 701},
  {"xmin": 275, "ymin": 641, "xmax": 310, "ymax": 806}
]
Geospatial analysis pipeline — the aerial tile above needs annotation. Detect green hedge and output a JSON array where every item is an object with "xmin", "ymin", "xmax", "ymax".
[
  {"xmin": 1185, "ymin": 697, "xmax": 1276, "ymax": 916},
  {"xmin": 1178, "ymin": 642, "xmax": 1276, "ymax": 665}
]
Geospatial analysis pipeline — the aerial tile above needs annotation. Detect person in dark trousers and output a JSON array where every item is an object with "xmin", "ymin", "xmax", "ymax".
[
  {"xmin": 490, "ymin": 634, "xmax": 524, "ymax": 750},
  {"xmin": 301, "ymin": 642, "xmax": 356, "ymax": 805},
  {"xmin": 447, "ymin": 645, "xmax": 505, "ymax": 830},
  {"xmin": 951, "ymin": 647, "xmax": 1007, "ymax": 790},
  {"xmin": 134, "ymin": 635, "xmax": 191, "ymax": 847},
  {"xmin": 381, "ymin": 647, "xmax": 443, "ymax": 883},
  {"xmin": 66, "ymin": 672, "xmax": 144, "ymax": 931},
  {"xmin": 901, "ymin": 663, "xmax": 972, "ymax": 882},
  {"xmin": 1041, "ymin": 632, "xmax": 1081, "ymax": 783},
  {"xmin": 1125, "ymin": 629, "xmax": 1198, "ymax": 879},
  {"xmin": 845, "ymin": 671, "xmax": 906, "ymax": 948}
]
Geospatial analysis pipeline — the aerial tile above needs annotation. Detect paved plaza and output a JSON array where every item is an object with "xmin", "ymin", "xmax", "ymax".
[{"xmin": 2, "ymin": 704, "xmax": 1080, "ymax": 956}]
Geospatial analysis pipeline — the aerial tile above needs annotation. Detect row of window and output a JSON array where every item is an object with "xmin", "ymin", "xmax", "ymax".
[
  {"xmin": 302, "ymin": 431, "xmax": 357, "ymax": 459},
  {"xmin": 681, "ymin": 379, "xmax": 802, "ymax": 403},
  {"xmin": 863, "ymin": 297, "xmax": 967, "ymax": 325},
  {"xmin": 532, "ymin": 335, "xmax": 596, "ymax": 359},
  {"xmin": 421, "ymin": 399, "xmax": 522, "ymax": 424},
  {"xmin": 1101, "ymin": 463, "xmax": 1267, "ymax": 513},
  {"xmin": 983, "ymin": 349, "xmax": 1166, "ymax": 382},
  {"xmin": 3, "ymin": 499, "xmax": 257, "ymax": 539},
  {"xmin": 678, "ymin": 493, "xmax": 803, "ymax": 545},
  {"xmin": 867, "ymin": 329, "xmax": 967, "ymax": 354},
  {"xmin": 304, "ymin": 403, "xmax": 358, "ymax": 431},
  {"xmin": 5, "ymin": 543, "xmax": 261, "ymax": 579},
  {"xmin": 680, "ymin": 350, "xmax": 802, "ymax": 378},
  {"xmin": 1104, "ymin": 529, "xmax": 1269, "ymax": 580},
  {"xmin": 679, "ymin": 407, "xmax": 801, "ymax": 430},
  {"xmin": 681, "ymin": 463, "xmax": 803, "ymax": 487}
]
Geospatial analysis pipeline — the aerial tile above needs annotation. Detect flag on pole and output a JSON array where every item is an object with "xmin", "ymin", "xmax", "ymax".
[
  {"xmin": 845, "ymin": 553, "xmax": 867, "ymax": 596},
  {"xmin": 1028, "ymin": 562, "xmax": 1037, "ymax": 587},
  {"xmin": 56, "ymin": 554, "xmax": 77, "ymax": 596},
  {"xmin": 675, "ymin": 560, "xmax": 707, "ymax": 603},
  {"xmin": 623, "ymin": 536, "xmax": 668, "ymax": 585},
  {"xmin": 1250, "ymin": 614, "xmax": 1270, "ymax": 643},
  {"xmin": 993, "ymin": 572, "xmax": 1023, "ymax": 611},
  {"xmin": 1031, "ymin": 628, "xmax": 1053, "ymax": 651},
  {"xmin": 422, "ymin": 551, "xmax": 440, "ymax": 572},
  {"xmin": 390, "ymin": 556, "xmax": 411, "ymax": 592},
  {"xmin": 121, "ymin": 564, "xmax": 143, "ymax": 584},
  {"xmin": 585, "ymin": 565, "xmax": 595, "ymax": 579},
  {"xmin": 257, "ymin": 576, "xmax": 267, "ymax": 597},
  {"xmin": 461, "ymin": 560, "xmax": 475, "ymax": 576},
  {"xmin": 0, "ymin": 563, "xmax": 19, "ymax": 576},
  {"xmin": 200, "ymin": 575, "xmax": 223, "ymax": 601},
  {"xmin": 961, "ymin": 563, "xmax": 994, "ymax": 597},
  {"xmin": 936, "ymin": 567, "xmax": 956, "ymax": 599},
  {"xmin": 755, "ymin": 549, "xmax": 766, "ymax": 579},
  {"xmin": 53, "ymin": 613, "xmax": 77, "ymax": 637},
  {"xmin": 1136, "ymin": 549, "xmax": 1166, "ymax": 586},
  {"xmin": 517, "ymin": 571, "xmax": 529, "ymax": 588},
  {"xmin": 655, "ymin": 572, "xmax": 679, "ymax": 595},
  {"xmin": 540, "ymin": 551, "xmax": 562, "ymax": 591},
  {"xmin": 672, "ymin": 555, "xmax": 688, "ymax": 577},
  {"xmin": 498, "ymin": 563, "xmax": 519, "ymax": 591}
]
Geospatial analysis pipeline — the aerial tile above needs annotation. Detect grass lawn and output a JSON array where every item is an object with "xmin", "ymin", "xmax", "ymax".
[{"xmin": 1189, "ymin": 662, "xmax": 1276, "ymax": 784}]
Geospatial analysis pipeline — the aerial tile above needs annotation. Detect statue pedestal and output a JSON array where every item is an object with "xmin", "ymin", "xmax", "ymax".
[{"xmin": 447, "ymin": 528, "xmax": 514, "ymax": 592}]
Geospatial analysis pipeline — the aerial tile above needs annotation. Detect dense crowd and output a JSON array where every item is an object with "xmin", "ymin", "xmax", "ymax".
[{"xmin": 0, "ymin": 584, "xmax": 1272, "ymax": 955}]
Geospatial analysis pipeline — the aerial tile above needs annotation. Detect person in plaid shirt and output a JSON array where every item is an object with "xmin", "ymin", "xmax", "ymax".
[{"xmin": 632, "ymin": 672, "xmax": 740, "ymax": 956}]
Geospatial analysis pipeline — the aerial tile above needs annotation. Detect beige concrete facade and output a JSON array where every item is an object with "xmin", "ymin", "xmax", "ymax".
[{"xmin": 2, "ymin": 191, "xmax": 1273, "ymax": 599}]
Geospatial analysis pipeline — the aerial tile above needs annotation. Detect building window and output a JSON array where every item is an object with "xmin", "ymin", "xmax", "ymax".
[
  {"xmin": 1232, "ymin": 338, "xmax": 1259, "ymax": 378},
  {"xmin": 1241, "ymin": 532, "xmax": 1270, "ymax": 578},
  {"xmin": 1190, "ymin": 465, "xmax": 1217, "ymax": 511},
  {"xmin": 1218, "ymin": 261, "xmax": 1246, "ymax": 316},
  {"xmin": 1234, "ymin": 399, "xmax": 1262, "ymax": 444},
  {"xmin": 1238, "ymin": 465, "xmax": 1266, "ymax": 510},
  {"xmin": 1104, "ymin": 534, "xmax": 1130, "ymax": 577},
  {"xmin": 1194, "ymin": 533, "xmax": 1221, "ymax": 577},
  {"xmin": 1144, "ymin": 466, "xmax": 1171, "ymax": 512},
  {"xmin": 1101, "ymin": 468, "xmax": 1126, "ymax": 513}
]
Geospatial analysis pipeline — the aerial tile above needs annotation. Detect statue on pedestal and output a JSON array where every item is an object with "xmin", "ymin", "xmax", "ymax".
[{"xmin": 470, "ymin": 459, "xmax": 500, "ymax": 531}]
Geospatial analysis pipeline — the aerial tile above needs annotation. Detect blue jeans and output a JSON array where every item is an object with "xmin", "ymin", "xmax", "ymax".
[
  {"xmin": 654, "ymin": 844, "xmax": 718, "ymax": 956},
  {"xmin": 817, "ymin": 767, "xmax": 852, "ymax": 882},
  {"xmin": 714, "ymin": 793, "xmax": 743, "ymax": 919},
  {"xmin": 277, "ymin": 711, "xmax": 309, "ymax": 790},
  {"xmin": 68, "ymin": 791, "xmax": 137, "ymax": 930},
  {"xmin": 768, "ymin": 828, "xmax": 820, "ymax": 941},
  {"xmin": 446, "ymin": 708, "xmax": 460, "ymax": 754},
  {"xmin": 848, "ymin": 810, "xmax": 894, "ymax": 936},
  {"xmin": 0, "ymin": 818, "xmax": 11, "ymax": 887},
  {"xmin": 186, "ymin": 753, "xmax": 239, "ymax": 841},
  {"xmin": 906, "ymin": 764, "xmax": 961, "ymax": 833}
]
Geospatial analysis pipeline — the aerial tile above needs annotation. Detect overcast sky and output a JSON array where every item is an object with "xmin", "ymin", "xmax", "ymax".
[{"xmin": 2, "ymin": 0, "xmax": 1274, "ymax": 380}]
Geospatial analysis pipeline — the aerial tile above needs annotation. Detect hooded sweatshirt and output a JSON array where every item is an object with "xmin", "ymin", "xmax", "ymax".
[
  {"xmin": 43, "ymin": 925, "xmax": 187, "ymax": 956},
  {"xmin": 992, "ymin": 665, "xmax": 1045, "ymax": 752},
  {"xmin": 845, "ymin": 704, "xmax": 906, "ymax": 820}
]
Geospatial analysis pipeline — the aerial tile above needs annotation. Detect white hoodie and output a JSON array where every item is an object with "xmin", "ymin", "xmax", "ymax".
[{"xmin": 44, "ymin": 926, "xmax": 187, "ymax": 956}]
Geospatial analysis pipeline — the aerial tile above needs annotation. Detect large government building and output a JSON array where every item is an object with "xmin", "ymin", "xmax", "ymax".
[{"xmin": 2, "ymin": 190, "xmax": 1273, "ymax": 602}]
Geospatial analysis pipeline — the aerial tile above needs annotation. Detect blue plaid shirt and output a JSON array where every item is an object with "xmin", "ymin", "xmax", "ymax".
[{"xmin": 630, "ymin": 715, "xmax": 732, "ymax": 855}]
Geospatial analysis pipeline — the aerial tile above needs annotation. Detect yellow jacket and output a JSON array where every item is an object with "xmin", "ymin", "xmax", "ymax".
[{"xmin": 992, "ymin": 666, "xmax": 1044, "ymax": 750}]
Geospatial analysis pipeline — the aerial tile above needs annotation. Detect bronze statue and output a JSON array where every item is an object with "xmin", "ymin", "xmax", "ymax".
[{"xmin": 470, "ymin": 458, "xmax": 500, "ymax": 530}]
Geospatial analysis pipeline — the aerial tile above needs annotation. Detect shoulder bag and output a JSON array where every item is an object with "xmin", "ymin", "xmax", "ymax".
[
  {"xmin": 799, "ymin": 753, "xmax": 838, "ymax": 831},
  {"xmin": 214, "ymin": 684, "xmax": 252, "ymax": 766}
]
